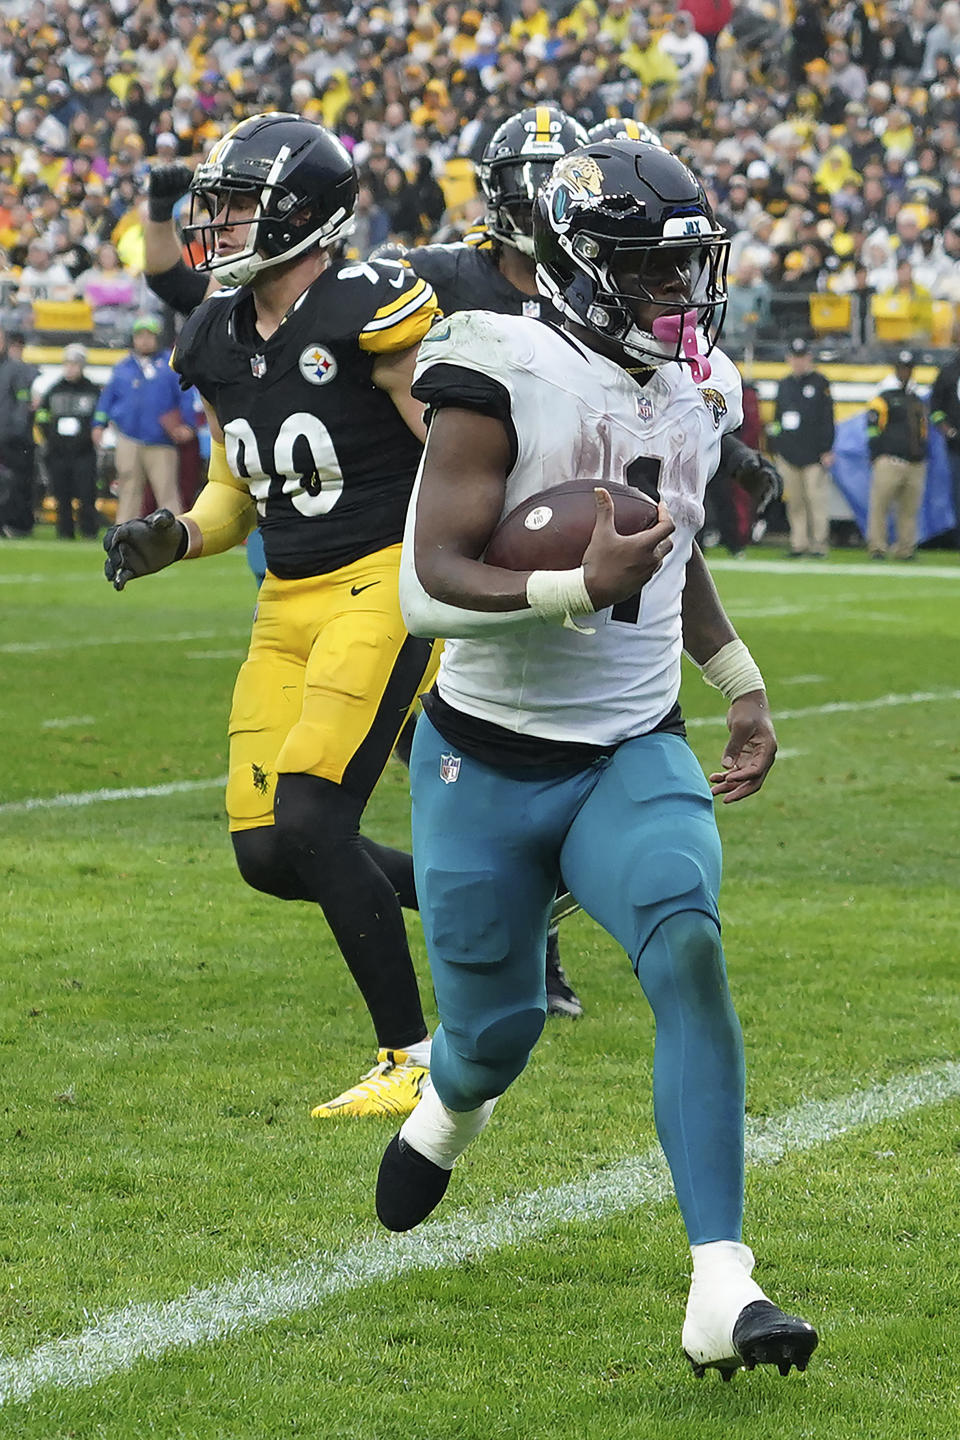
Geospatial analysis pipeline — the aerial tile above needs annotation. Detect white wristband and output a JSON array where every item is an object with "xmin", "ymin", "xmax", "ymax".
[
  {"xmin": 699, "ymin": 638, "xmax": 765, "ymax": 702},
  {"xmin": 526, "ymin": 567, "xmax": 596, "ymax": 633}
]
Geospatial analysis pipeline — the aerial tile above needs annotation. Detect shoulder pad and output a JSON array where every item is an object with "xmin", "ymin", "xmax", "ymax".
[
  {"xmin": 405, "ymin": 243, "xmax": 464, "ymax": 286},
  {"xmin": 415, "ymin": 309, "xmax": 528, "ymax": 384},
  {"xmin": 343, "ymin": 259, "xmax": 440, "ymax": 353},
  {"xmin": 171, "ymin": 289, "xmax": 235, "ymax": 383}
]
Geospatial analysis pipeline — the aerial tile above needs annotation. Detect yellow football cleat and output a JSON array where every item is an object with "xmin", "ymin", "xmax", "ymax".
[{"xmin": 310, "ymin": 1049, "xmax": 429, "ymax": 1119}]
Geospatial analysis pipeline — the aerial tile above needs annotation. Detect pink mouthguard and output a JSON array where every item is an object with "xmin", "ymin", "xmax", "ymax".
[{"xmin": 651, "ymin": 310, "xmax": 712, "ymax": 383}]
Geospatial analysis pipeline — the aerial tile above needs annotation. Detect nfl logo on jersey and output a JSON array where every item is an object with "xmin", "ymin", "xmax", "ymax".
[
  {"xmin": 251, "ymin": 354, "xmax": 267, "ymax": 379},
  {"xmin": 439, "ymin": 753, "xmax": 461, "ymax": 785},
  {"xmin": 636, "ymin": 394, "xmax": 654, "ymax": 422}
]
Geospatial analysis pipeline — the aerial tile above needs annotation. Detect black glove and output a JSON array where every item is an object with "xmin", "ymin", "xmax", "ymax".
[
  {"xmin": 103, "ymin": 509, "xmax": 188, "ymax": 591},
  {"xmin": 147, "ymin": 163, "xmax": 194, "ymax": 222},
  {"xmin": 719, "ymin": 434, "xmax": 783, "ymax": 515}
]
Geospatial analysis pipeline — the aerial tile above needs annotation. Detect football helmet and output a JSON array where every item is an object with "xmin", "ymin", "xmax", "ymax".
[
  {"xmin": 184, "ymin": 112, "xmax": 358, "ymax": 287},
  {"xmin": 478, "ymin": 106, "xmax": 590, "ymax": 256},
  {"xmin": 534, "ymin": 140, "xmax": 729, "ymax": 375},
  {"xmin": 588, "ymin": 117, "xmax": 664, "ymax": 148}
]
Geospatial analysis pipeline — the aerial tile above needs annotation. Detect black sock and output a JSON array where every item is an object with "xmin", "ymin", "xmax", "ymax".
[{"xmin": 233, "ymin": 775, "xmax": 427, "ymax": 1049}]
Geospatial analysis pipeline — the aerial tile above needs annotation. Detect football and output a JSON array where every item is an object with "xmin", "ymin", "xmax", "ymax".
[{"xmin": 484, "ymin": 480, "xmax": 659, "ymax": 571}]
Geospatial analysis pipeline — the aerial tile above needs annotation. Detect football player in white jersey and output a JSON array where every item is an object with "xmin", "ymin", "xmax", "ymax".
[{"xmin": 375, "ymin": 140, "xmax": 818, "ymax": 1381}]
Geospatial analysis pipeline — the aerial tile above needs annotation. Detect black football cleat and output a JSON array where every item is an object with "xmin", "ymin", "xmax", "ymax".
[
  {"xmin": 376, "ymin": 1132, "xmax": 451, "ymax": 1231},
  {"xmin": 732, "ymin": 1300, "xmax": 819, "ymax": 1376},
  {"xmin": 545, "ymin": 928, "xmax": 584, "ymax": 1018},
  {"xmin": 685, "ymin": 1300, "xmax": 819, "ymax": 1381}
]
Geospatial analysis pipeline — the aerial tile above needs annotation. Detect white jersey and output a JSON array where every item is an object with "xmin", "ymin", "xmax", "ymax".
[{"xmin": 402, "ymin": 310, "xmax": 743, "ymax": 747}]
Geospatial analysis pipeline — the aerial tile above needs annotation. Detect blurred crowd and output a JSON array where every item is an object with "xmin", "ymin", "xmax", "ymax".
[{"xmin": 1, "ymin": 0, "xmax": 959, "ymax": 355}]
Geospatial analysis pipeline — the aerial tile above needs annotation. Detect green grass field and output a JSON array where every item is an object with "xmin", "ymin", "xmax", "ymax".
[{"xmin": 1, "ymin": 534, "xmax": 959, "ymax": 1439}]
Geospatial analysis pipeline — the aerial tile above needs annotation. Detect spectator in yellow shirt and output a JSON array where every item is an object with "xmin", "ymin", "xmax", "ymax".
[
  {"xmin": 600, "ymin": 0, "xmax": 634, "ymax": 47},
  {"xmin": 621, "ymin": 16, "xmax": 681, "ymax": 95},
  {"xmin": 877, "ymin": 259, "xmax": 934, "ymax": 338},
  {"xmin": 509, "ymin": 0, "xmax": 550, "ymax": 47}
]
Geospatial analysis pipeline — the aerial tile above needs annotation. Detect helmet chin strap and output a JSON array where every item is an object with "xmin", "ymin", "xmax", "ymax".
[
  {"xmin": 651, "ymin": 310, "xmax": 712, "ymax": 382},
  {"xmin": 494, "ymin": 221, "xmax": 535, "ymax": 256}
]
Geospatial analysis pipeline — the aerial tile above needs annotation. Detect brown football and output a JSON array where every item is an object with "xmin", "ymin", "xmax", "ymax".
[{"xmin": 484, "ymin": 480, "xmax": 659, "ymax": 571}]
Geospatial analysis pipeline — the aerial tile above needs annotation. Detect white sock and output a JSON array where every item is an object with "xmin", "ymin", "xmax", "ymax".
[
  {"xmin": 689, "ymin": 1240, "xmax": 766, "ymax": 1305},
  {"xmin": 400, "ymin": 1037, "xmax": 431, "ymax": 1068},
  {"xmin": 399, "ymin": 1079, "xmax": 498, "ymax": 1170}
]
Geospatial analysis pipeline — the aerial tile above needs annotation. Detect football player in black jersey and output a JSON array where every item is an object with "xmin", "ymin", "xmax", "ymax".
[
  {"xmin": 403, "ymin": 105, "xmax": 590, "ymax": 325},
  {"xmin": 143, "ymin": 105, "xmax": 592, "ymax": 1021},
  {"xmin": 105, "ymin": 114, "xmax": 443, "ymax": 1119}
]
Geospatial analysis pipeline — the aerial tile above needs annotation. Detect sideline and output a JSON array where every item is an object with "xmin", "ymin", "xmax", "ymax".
[{"xmin": 1, "ymin": 1061, "xmax": 958, "ymax": 1407}]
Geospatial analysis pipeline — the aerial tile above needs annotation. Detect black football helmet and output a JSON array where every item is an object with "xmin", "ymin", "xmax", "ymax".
[
  {"xmin": 534, "ymin": 140, "xmax": 729, "ymax": 373},
  {"xmin": 587, "ymin": 117, "xmax": 664, "ymax": 148},
  {"xmin": 478, "ymin": 105, "xmax": 590, "ymax": 255},
  {"xmin": 184, "ymin": 112, "xmax": 358, "ymax": 286}
]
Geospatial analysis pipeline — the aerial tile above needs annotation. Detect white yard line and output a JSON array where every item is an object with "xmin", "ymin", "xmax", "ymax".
[
  {"xmin": 685, "ymin": 687, "xmax": 960, "ymax": 729},
  {"xmin": 0, "ymin": 630, "xmax": 244, "ymax": 655},
  {"xmin": 4, "ymin": 689, "xmax": 957, "ymax": 814},
  {"xmin": 710, "ymin": 558, "xmax": 960, "ymax": 580},
  {"xmin": 40, "ymin": 716, "xmax": 95, "ymax": 730},
  {"xmin": 0, "ymin": 778, "xmax": 227, "ymax": 815},
  {"xmin": 0, "ymin": 1059, "xmax": 957, "ymax": 1407}
]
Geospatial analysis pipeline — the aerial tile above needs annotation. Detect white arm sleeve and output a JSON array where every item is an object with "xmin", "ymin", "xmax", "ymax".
[
  {"xmin": 401, "ymin": 309, "xmax": 550, "ymax": 638},
  {"xmin": 399, "ymin": 463, "xmax": 544, "ymax": 638}
]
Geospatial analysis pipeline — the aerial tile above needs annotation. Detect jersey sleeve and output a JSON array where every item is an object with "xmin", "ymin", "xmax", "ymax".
[
  {"xmin": 353, "ymin": 260, "xmax": 441, "ymax": 355},
  {"xmin": 411, "ymin": 309, "xmax": 516, "ymax": 421},
  {"xmin": 404, "ymin": 243, "xmax": 457, "ymax": 294},
  {"xmin": 169, "ymin": 295, "xmax": 221, "ymax": 395}
]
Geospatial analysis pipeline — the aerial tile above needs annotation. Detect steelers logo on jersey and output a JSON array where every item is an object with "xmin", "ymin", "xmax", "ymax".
[{"xmin": 299, "ymin": 344, "xmax": 338, "ymax": 386}]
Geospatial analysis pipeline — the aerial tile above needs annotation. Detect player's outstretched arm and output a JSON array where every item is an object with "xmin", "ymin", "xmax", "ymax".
[
  {"xmin": 682, "ymin": 543, "xmax": 776, "ymax": 803},
  {"xmin": 104, "ymin": 405, "xmax": 255, "ymax": 590}
]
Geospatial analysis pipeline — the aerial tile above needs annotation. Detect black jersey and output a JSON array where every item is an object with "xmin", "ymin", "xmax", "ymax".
[
  {"xmin": 172, "ymin": 259, "xmax": 439, "ymax": 579},
  {"xmin": 407, "ymin": 235, "xmax": 562, "ymax": 324}
]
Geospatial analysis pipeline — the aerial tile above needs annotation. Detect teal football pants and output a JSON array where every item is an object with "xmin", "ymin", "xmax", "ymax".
[{"xmin": 410, "ymin": 715, "xmax": 745, "ymax": 1245}]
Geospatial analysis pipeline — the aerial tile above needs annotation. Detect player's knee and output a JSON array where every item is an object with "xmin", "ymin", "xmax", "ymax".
[
  {"xmin": 625, "ymin": 848, "xmax": 719, "ymax": 962},
  {"xmin": 231, "ymin": 827, "xmax": 305, "ymax": 900},
  {"xmin": 638, "ymin": 911, "xmax": 728, "ymax": 1013},
  {"xmin": 437, "ymin": 1008, "xmax": 544, "ymax": 1108},
  {"xmin": 272, "ymin": 772, "xmax": 362, "ymax": 860}
]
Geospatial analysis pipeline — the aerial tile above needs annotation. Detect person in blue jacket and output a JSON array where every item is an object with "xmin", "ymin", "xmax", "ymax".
[{"xmin": 92, "ymin": 316, "xmax": 193, "ymax": 523}]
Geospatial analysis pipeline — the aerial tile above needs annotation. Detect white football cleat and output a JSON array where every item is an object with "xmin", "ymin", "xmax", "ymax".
[{"xmin": 682, "ymin": 1241, "xmax": 818, "ymax": 1380}]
